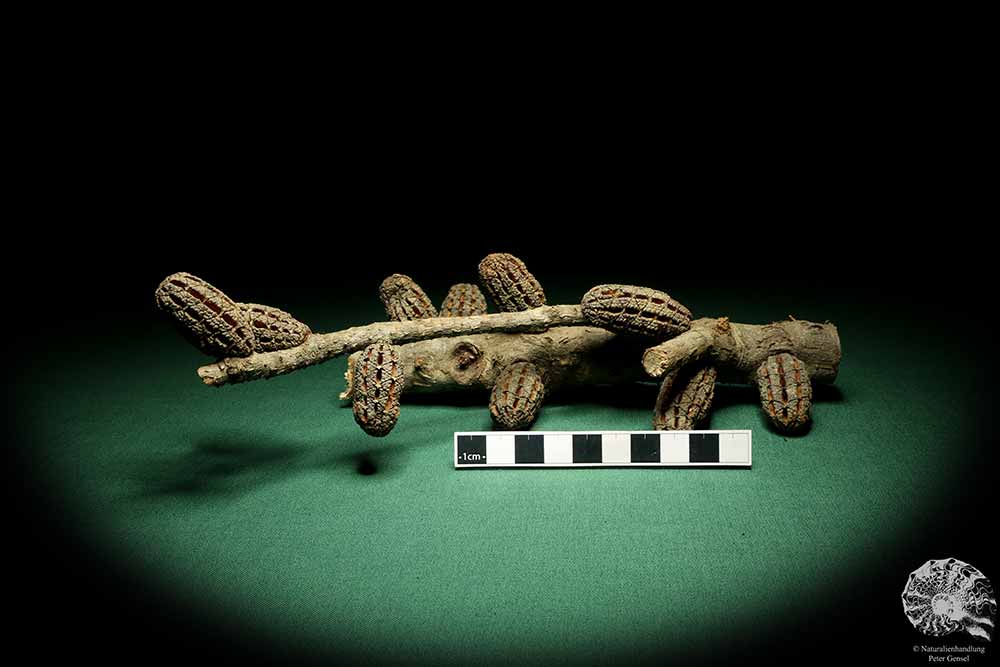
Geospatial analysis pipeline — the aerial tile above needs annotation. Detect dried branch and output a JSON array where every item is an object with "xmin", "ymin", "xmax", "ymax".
[
  {"xmin": 197, "ymin": 305, "xmax": 587, "ymax": 387},
  {"xmin": 339, "ymin": 318, "xmax": 840, "ymax": 399},
  {"xmin": 340, "ymin": 326, "xmax": 649, "ymax": 399},
  {"xmin": 158, "ymin": 265, "xmax": 843, "ymax": 436},
  {"xmin": 642, "ymin": 317, "xmax": 840, "ymax": 384},
  {"xmin": 641, "ymin": 327, "xmax": 715, "ymax": 378}
]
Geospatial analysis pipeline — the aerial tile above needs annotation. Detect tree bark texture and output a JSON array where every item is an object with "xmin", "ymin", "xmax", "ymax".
[
  {"xmin": 340, "ymin": 327, "xmax": 649, "ymax": 399},
  {"xmin": 642, "ymin": 317, "xmax": 840, "ymax": 384},
  {"xmin": 198, "ymin": 305, "xmax": 587, "ymax": 387},
  {"xmin": 340, "ymin": 318, "xmax": 841, "ymax": 400}
]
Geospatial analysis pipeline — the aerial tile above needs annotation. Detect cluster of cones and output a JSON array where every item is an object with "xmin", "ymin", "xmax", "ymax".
[{"xmin": 156, "ymin": 253, "xmax": 815, "ymax": 438}]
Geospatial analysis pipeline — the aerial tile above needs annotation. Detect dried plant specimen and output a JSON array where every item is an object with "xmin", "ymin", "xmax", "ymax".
[
  {"xmin": 581, "ymin": 284, "xmax": 691, "ymax": 339},
  {"xmin": 238, "ymin": 303, "xmax": 311, "ymax": 352},
  {"xmin": 379, "ymin": 274, "xmax": 437, "ymax": 321},
  {"xmin": 352, "ymin": 341, "xmax": 403, "ymax": 436},
  {"xmin": 198, "ymin": 304, "xmax": 588, "ymax": 387},
  {"xmin": 157, "ymin": 270, "xmax": 842, "ymax": 439},
  {"xmin": 489, "ymin": 361, "xmax": 546, "ymax": 429},
  {"xmin": 155, "ymin": 272, "xmax": 256, "ymax": 358},
  {"xmin": 756, "ymin": 352, "xmax": 812, "ymax": 431},
  {"xmin": 478, "ymin": 253, "xmax": 546, "ymax": 312},
  {"xmin": 440, "ymin": 283, "xmax": 488, "ymax": 317},
  {"xmin": 653, "ymin": 364, "xmax": 718, "ymax": 430}
]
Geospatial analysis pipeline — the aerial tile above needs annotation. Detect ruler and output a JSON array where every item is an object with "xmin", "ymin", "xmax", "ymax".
[{"xmin": 455, "ymin": 430, "xmax": 751, "ymax": 468}]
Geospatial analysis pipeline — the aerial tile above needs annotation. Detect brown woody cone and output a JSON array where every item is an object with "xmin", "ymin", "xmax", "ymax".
[
  {"xmin": 379, "ymin": 274, "xmax": 438, "ymax": 321},
  {"xmin": 489, "ymin": 361, "xmax": 545, "ymax": 429},
  {"xmin": 352, "ymin": 341, "xmax": 404, "ymax": 436},
  {"xmin": 238, "ymin": 303, "xmax": 311, "ymax": 352},
  {"xmin": 581, "ymin": 284, "xmax": 691, "ymax": 339},
  {"xmin": 440, "ymin": 283, "xmax": 488, "ymax": 317},
  {"xmin": 478, "ymin": 253, "xmax": 546, "ymax": 312},
  {"xmin": 155, "ymin": 272, "xmax": 256, "ymax": 358},
  {"xmin": 756, "ymin": 352, "xmax": 812, "ymax": 431},
  {"xmin": 653, "ymin": 364, "xmax": 718, "ymax": 430}
]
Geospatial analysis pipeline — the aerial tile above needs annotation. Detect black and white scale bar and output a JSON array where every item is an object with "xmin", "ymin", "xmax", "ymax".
[{"xmin": 454, "ymin": 431, "xmax": 751, "ymax": 468}]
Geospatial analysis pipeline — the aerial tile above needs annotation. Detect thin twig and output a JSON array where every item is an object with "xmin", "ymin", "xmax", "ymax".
[{"xmin": 198, "ymin": 305, "xmax": 587, "ymax": 387}]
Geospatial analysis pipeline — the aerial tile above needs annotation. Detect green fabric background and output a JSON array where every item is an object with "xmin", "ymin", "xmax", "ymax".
[{"xmin": 17, "ymin": 283, "xmax": 991, "ymax": 664}]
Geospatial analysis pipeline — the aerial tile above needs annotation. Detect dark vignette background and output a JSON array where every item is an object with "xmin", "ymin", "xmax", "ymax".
[
  {"xmin": 6, "ymin": 43, "xmax": 995, "ymax": 662},
  {"xmin": 7, "ymin": 225, "xmax": 996, "ymax": 665}
]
